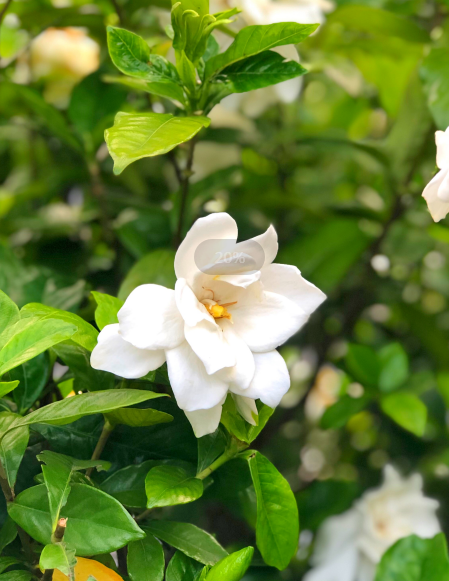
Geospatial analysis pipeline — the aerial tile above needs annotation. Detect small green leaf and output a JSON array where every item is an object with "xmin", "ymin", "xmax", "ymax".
[
  {"xmin": 0, "ymin": 557, "xmax": 21, "ymax": 574},
  {"xmin": 345, "ymin": 343, "xmax": 380, "ymax": 387},
  {"xmin": 247, "ymin": 451, "xmax": 299, "ymax": 570},
  {"xmin": 105, "ymin": 112, "xmax": 210, "ymax": 175},
  {"xmin": 10, "ymin": 352, "xmax": 50, "ymax": 414},
  {"xmin": 128, "ymin": 533, "xmax": 165, "ymax": 581},
  {"xmin": 106, "ymin": 407, "xmax": 173, "ymax": 428},
  {"xmin": 0, "ymin": 413, "xmax": 29, "ymax": 488},
  {"xmin": 0, "ymin": 382, "xmax": 19, "ymax": 399},
  {"xmin": 205, "ymin": 547, "xmax": 254, "ymax": 581},
  {"xmin": 166, "ymin": 551, "xmax": 202, "ymax": 581},
  {"xmin": 378, "ymin": 343, "xmax": 409, "ymax": 392},
  {"xmin": 0, "ymin": 571, "xmax": 32, "ymax": 581},
  {"xmin": 374, "ymin": 534, "xmax": 449, "ymax": 581},
  {"xmin": 145, "ymin": 465, "xmax": 203, "ymax": 508},
  {"xmin": 321, "ymin": 395, "xmax": 371, "ymax": 430},
  {"xmin": 118, "ymin": 249, "xmax": 176, "ymax": 300},
  {"xmin": 144, "ymin": 521, "xmax": 228, "ymax": 565},
  {"xmin": 381, "ymin": 392, "xmax": 427, "ymax": 436},
  {"xmin": 220, "ymin": 397, "xmax": 274, "ymax": 444},
  {"xmin": 91, "ymin": 292, "xmax": 124, "ymax": 331},
  {"xmin": 39, "ymin": 543, "xmax": 77, "ymax": 577},
  {"xmin": 0, "ymin": 518, "xmax": 17, "ymax": 554},
  {"xmin": 0, "ymin": 291, "xmax": 19, "ymax": 336},
  {"xmin": 8, "ymin": 484, "xmax": 145, "ymax": 556},
  {"xmin": 103, "ymin": 75, "xmax": 186, "ymax": 104}
]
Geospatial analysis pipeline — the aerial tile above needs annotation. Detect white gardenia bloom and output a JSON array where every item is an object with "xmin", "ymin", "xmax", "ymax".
[
  {"xmin": 422, "ymin": 127, "xmax": 449, "ymax": 222},
  {"xmin": 304, "ymin": 465, "xmax": 441, "ymax": 581},
  {"xmin": 91, "ymin": 213, "xmax": 325, "ymax": 437}
]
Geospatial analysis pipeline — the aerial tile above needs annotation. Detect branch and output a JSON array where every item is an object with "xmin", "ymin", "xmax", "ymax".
[
  {"xmin": 173, "ymin": 138, "xmax": 197, "ymax": 247},
  {"xmin": 86, "ymin": 419, "xmax": 114, "ymax": 477}
]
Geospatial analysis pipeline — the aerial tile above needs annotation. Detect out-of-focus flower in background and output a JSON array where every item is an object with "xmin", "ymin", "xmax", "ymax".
[
  {"xmin": 29, "ymin": 27, "xmax": 100, "ymax": 107},
  {"xmin": 422, "ymin": 126, "xmax": 449, "ymax": 222},
  {"xmin": 304, "ymin": 465, "xmax": 441, "ymax": 581},
  {"xmin": 305, "ymin": 364, "xmax": 342, "ymax": 421}
]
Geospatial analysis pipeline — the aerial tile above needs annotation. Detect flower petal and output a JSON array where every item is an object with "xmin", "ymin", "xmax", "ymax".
[
  {"xmin": 118, "ymin": 285, "xmax": 184, "ymax": 350},
  {"xmin": 175, "ymin": 278, "xmax": 213, "ymax": 327},
  {"xmin": 91, "ymin": 324, "xmax": 165, "ymax": 379},
  {"xmin": 166, "ymin": 340, "xmax": 229, "ymax": 412},
  {"xmin": 184, "ymin": 320, "xmax": 236, "ymax": 375},
  {"xmin": 175, "ymin": 213, "xmax": 238, "ymax": 284},
  {"xmin": 436, "ymin": 128, "xmax": 449, "ymax": 169},
  {"xmin": 231, "ymin": 350, "xmax": 290, "ymax": 408},
  {"xmin": 422, "ymin": 168, "xmax": 449, "ymax": 222},
  {"xmin": 184, "ymin": 403, "xmax": 224, "ymax": 438},
  {"xmin": 232, "ymin": 394, "xmax": 258, "ymax": 425},
  {"xmin": 232, "ymin": 290, "xmax": 308, "ymax": 352},
  {"xmin": 250, "ymin": 224, "xmax": 278, "ymax": 267},
  {"xmin": 217, "ymin": 319, "xmax": 255, "ymax": 390},
  {"xmin": 261, "ymin": 264, "xmax": 326, "ymax": 316}
]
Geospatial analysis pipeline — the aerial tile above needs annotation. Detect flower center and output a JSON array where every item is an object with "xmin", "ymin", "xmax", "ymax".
[{"xmin": 201, "ymin": 298, "xmax": 237, "ymax": 321}]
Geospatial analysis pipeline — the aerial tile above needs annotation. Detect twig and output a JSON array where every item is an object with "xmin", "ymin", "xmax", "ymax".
[
  {"xmin": 110, "ymin": 0, "xmax": 123, "ymax": 24},
  {"xmin": 86, "ymin": 419, "xmax": 114, "ymax": 477},
  {"xmin": 135, "ymin": 507, "xmax": 153, "ymax": 523},
  {"xmin": 174, "ymin": 138, "xmax": 197, "ymax": 247}
]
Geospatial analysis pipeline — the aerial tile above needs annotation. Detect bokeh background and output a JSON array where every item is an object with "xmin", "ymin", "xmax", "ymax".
[{"xmin": 2, "ymin": 0, "xmax": 449, "ymax": 578}]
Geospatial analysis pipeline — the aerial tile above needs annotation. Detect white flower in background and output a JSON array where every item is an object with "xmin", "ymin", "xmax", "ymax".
[
  {"xmin": 304, "ymin": 465, "xmax": 441, "ymax": 581},
  {"xmin": 91, "ymin": 213, "xmax": 325, "ymax": 437},
  {"xmin": 30, "ymin": 27, "xmax": 100, "ymax": 107},
  {"xmin": 422, "ymin": 127, "xmax": 449, "ymax": 222}
]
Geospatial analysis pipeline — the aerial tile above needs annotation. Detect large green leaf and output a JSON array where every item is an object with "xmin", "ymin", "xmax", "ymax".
[
  {"xmin": 144, "ymin": 521, "xmax": 228, "ymax": 565},
  {"xmin": 0, "ymin": 291, "xmax": 19, "ymax": 336},
  {"xmin": 0, "ymin": 413, "xmax": 29, "ymax": 488},
  {"xmin": 118, "ymin": 249, "xmax": 176, "ymax": 300},
  {"xmin": 39, "ymin": 543, "xmax": 77, "ymax": 577},
  {"xmin": 374, "ymin": 534, "xmax": 449, "ymax": 581},
  {"xmin": 345, "ymin": 344, "xmax": 380, "ymax": 387},
  {"xmin": 9, "ymin": 484, "xmax": 145, "ymax": 555},
  {"xmin": 205, "ymin": 23, "xmax": 317, "ymax": 79},
  {"xmin": 106, "ymin": 407, "xmax": 173, "ymax": 428},
  {"xmin": 247, "ymin": 451, "xmax": 299, "ymax": 570},
  {"xmin": 381, "ymin": 392, "xmax": 427, "ymax": 436},
  {"xmin": 105, "ymin": 112, "xmax": 210, "ymax": 175},
  {"xmin": 166, "ymin": 551, "xmax": 202, "ymax": 581},
  {"xmin": 10, "ymin": 352, "xmax": 50, "ymax": 414},
  {"xmin": 0, "ymin": 318, "xmax": 77, "ymax": 377},
  {"xmin": 206, "ymin": 547, "xmax": 253, "ymax": 581},
  {"xmin": 14, "ymin": 389, "xmax": 166, "ymax": 427},
  {"xmin": 145, "ymin": 465, "xmax": 203, "ymax": 508},
  {"xmin": 91, "ymin": 292, "xmax": 124, "ymax": 331},
  {"xmin": 128, "ymin": 533, "xmax": 165, "ymax": 581}
]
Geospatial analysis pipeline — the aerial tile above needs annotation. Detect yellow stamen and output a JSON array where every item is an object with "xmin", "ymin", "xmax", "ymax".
[{"xmin": 205, "ymin": 303, "xmax": 233, "ymax": 321}]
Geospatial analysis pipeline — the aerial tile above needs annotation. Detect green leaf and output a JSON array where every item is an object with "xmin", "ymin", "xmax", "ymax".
[
  {"xmin": 321, "ymin": 395, "xmax": 371, "ymax": 430},
  {"xmin": 420, "ymin": 47, "xmax": 449, "ymax": 130},
  {"xmin": 128, "ymin": 533, "xmax": 165, "ymax": 581},
  {"xmin": 197, "ymin": 426, "xmax": 227, "ymax": 474},
  {"xmin": 206, "ymin": 547, "xmax": 254, "ymax": 581},
  {"xmin": 374, "ymin": 533, "xmax": 449, "ymax": 581},
  {"xmin": 106, "ymin": 407, "xmax": 173, "ymax": 428},
  {"xmin": 378, "ymin": 343, "xmax": 409, "ymax": 392},
  {"xmin": 218, "ymin": 51, "xmax": 306, "ymax": 94},
  {"xmin": 0, "ymin": 318, "xmax": 77, "ymax": 376},
  {"xmin": 0, "ymin": 558, "xmax": 21, "ymax": 575},
  {"xmin": 101, "ymin": 460, "xmax": 159, "ymax": 509},
  {"xmin": 9, "ymin": 484, "xmax": 145, "ymax": 555},
  {"xmin": 0, "ymin": 572, "xmax": 32, "ymax": 581},
  {"xmin": 381, "ymin": 392, "xmax": 427, "ymax": 436},
  {"xmin": 205, "ymin": 23, "xmax": 317, "ymax": 79},
  {"xmin": 145, "ymin": 465, "xmax": 203, "ymax": 508},
  {"xmin": 0, "ymin": 291, "xmax": 19, "ymax": 336},
  {"xmin": 0, "ymin": 414, "xmax": 29, "ymax": 488},
  {"xmin": 220, "ymin": 398, "xmax": 274, "ymax": 444},
  {"xmin": 39, "ymin": 543, "xmax": 77, "ymax": 576},
  {"xmin": 144, "ymin": 521, "xmax": 228, "ymax": 565},
  {"xmin": 14, "ymin": 389, "xmax": 166, "ymax": 428},
  {"xmin": 118, "ymin": 249, "xmax": 176, "ymax": 300},
  {"xmin": 91, "ymin": 292, "xmax": 124, "ymax": 331},
  {"xmin": 345, "ymin": 344, "xmax": 380, "ymax": 387},
  {"xmin": 103, "ymin": 74, "xmax": 186, "ymax": 104},
  {"xmin": 0, "ymin": 518, "xmax": 17, "ymax": 554},
  {"xmin": 437, "ymin": 373, "xmax": 449, "ymax": 408},
  {"xmin": 247, "ymin": 451, "xmax": 299, "ymax": 570},
  {"xmin": 20, "ymin": 304, "xmax": 98, "ymax": 352},
  {"xmin": 0, "ymin": 382, "xmax": 19, "ymax": 399},
  {"xmin": 38, "ymin": 450, "xmax": 111, "ymax": 532},
  {"xmin": 166, "ymin": 551, "xmax": 202, "ymax": 581},
  {"xmin": 10, "ymin": 352, "xmax": 50, "ymax": 414},
  {"xmin": 105, "ymin": 112, "xmax": 210, "ymax": 175}
]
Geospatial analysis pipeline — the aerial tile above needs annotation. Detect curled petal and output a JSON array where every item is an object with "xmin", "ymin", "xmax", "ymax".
[
  {"xmin": 422, "ymin": 168, "xmax": 449, "ymax": 222},
  {"xmin": 250, "ymin": 224, "xmax": 278, "ymax": 267},
  {"xmin": 184, "ymin": 402, "xmax": 224, "ymax": 438},
  {"xmin": 175, "ymin": 278, "xmax": 213, "ymax": 327},
  {"xmin": 184, "ymin": 319, "xmax": 235, "ymax": 375},
  {"xmin": 91, "ymin": 324, "xmax": 165, "ymax": 379},
  {"xmin": 436, "ymin": 128, "xmax": 449, "ymax": 169},
  {"xmin": 232, "ymin": 394, "xmax": 258, "ymax": 426}
]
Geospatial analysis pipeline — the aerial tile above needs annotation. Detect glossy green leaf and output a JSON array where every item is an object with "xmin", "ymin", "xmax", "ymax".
[
  {"xmin": 345, "ymin": 344, "xmax": 380, "ymax": 387},
  {"xmin": 381, "ymin": 392, "xmax": 427, "ymax": 436},
  {"xmin": 374, "ymin": 533, "xmax": 449, "ymax": 581},
  {"xmin": 0, "ymin": 412, "xmax": 29, "ymax": 488},
  {"xmin": 20, "ymin": 304, "xmax": 98, "ymax": 352},
  {"xmin": 38, "ymin": 450, "xmax": 111, "ymax": 532},
  {"xmin": 9, "ymin": 484, "xmax": 145, "ymax": 555},
  {"xmin": 420, "ymin": 47, "xmax": 449, "ymax": 130},
  {"xmin": 106, "ymin": 407, "xmax": 173, "ymax": 428},
  {"xmin": 378, "ymin": 343, "xmax": 409, "ymax": 392},
  {"xmin": 197, "ymin": 426, "xmax": 227, "ymax": 474},
  {"xmin": 145, "ymin": 465, "xmax": 203, "ymax": 508},
  {"xmin": 247, "ymin": 451, "xmax": 299, "ymax": 570},
  {"xmin": 206, "ymin": 547, "xmax": 254, "ymax": 581},
  {"xmin": 101, "ymin": 460, "xmax": 159, "ymax": 509},
  {"xmin": 128, "ymin": 533, "xmax": 165, "ymax": 581},
  {"xmin": 0, "ymin": 558, "xmax": 21, "ymax": 575},
  {"xmin": 0, "ymin": 318, "xmax": 76, "ymax": 376},
  {"xmin": 0, "ymin": 382, "xmax": 19, "ymax": 399},
  {"xmin": 40, "ymin": 543, "xmax": 77, "ymax": 576},
  {"xmin": 103, "ymin": 74, "xmax": 186, "ymax": 103},
  {"xmin": 10, "ymin": 352, "xmax": 50, "ymax": 414},
  {"xmin": 14, "ymin": 389, "xmax": 166, "ymax": 427},
  {"xmin": 220, "ymin": 397, "xmax": 274, "ymax": 444},
  {"xmin": 0, "ymin": 518, "xmax": 17, "ymax": 554},
  {"xmin": 118, "ymin": 249, "xmax": 176, "ymax": 300},
  {"xmin": 144, "ymin": 521, "xmax": 228, "ymax": 565},
  {"xmin": 91, "ymin": 292, "xmax": 124, "ymax": 331},
  {"xmin": 321, "ymin": 395, "xmax": 371, "ymax": 430},
  {"xmin": 166, "ymin": 551, "xmax": 202, "ymax": 581},
  {"xmin": 105, "ymin": 112, "xmax": 210, "ymax": 175},
  {"xmin": 0, "ymin": 572, "xmax": 32, "ymax": 581},
  {"xmin": 0, "ymin": 291, "xmax": 19, "ymax": 336},
  {"xmin": 205, "ymin": 23, "xmax": 317, "ymax": 79}
]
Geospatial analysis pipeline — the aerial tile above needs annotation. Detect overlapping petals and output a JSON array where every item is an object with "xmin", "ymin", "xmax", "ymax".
[{"xmin": 423, "ymin": 127, "xmax": 449, "ymax": 222}]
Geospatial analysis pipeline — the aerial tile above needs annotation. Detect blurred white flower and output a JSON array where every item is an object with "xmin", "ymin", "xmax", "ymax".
[
  {"xmin": 91, "ymin": 213, "xmax": 325, "ymax": 437},
  {"xmin": 304, "ymin": 465, "xmax": 441, "ymax": 581},
  {"xmin": 30, "ymin": 27, "xmax": 100, "ymax": 107},
  {"xmin": 422, "ymin": 127, "xmax": 449, "ymax": 222}
]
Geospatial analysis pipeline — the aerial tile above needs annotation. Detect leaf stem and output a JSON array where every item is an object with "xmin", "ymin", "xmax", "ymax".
[
  {"xmin": 86, "ymin": 419, "xmax": 114, "ymax": 477},
  {"xmin": 196, "ymin": 437, "xmax": 248, "ymax": 480},
  {"xmin": 174, "ymin": 138, "xmax": 197, "ymax": 247}
]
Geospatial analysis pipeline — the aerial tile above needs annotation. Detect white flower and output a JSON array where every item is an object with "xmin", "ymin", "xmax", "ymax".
[
  {"xmin": 91, "ymin": 213, "xmax": 325, "ymax": 437},
  {"xmin": 304, "ymin": 465, "xmax": 441, "ymax": 581},
  {"xmin": 422, "ymin": 127, "xmax": 449, "ymax": 222}
]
